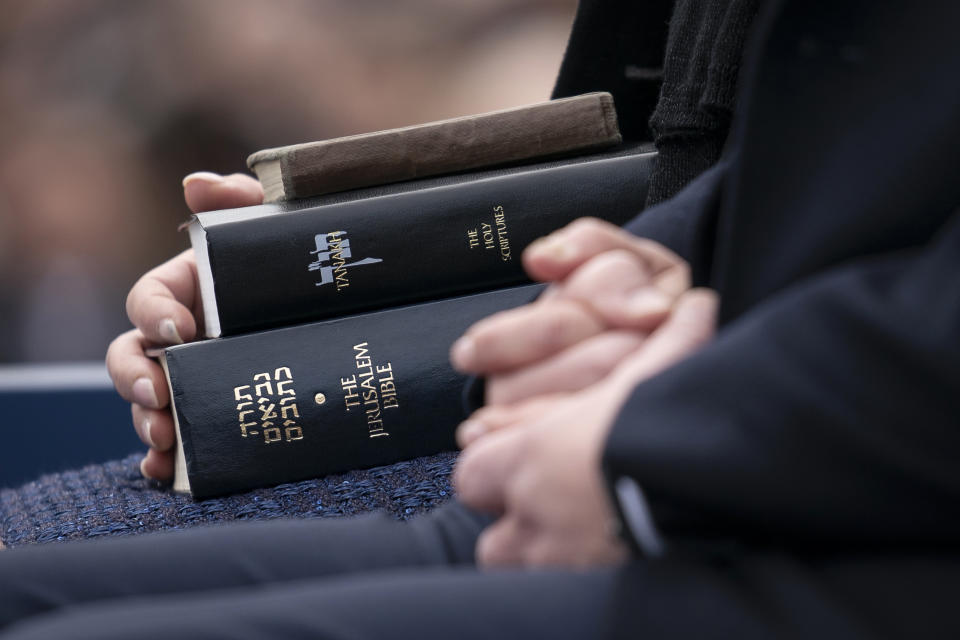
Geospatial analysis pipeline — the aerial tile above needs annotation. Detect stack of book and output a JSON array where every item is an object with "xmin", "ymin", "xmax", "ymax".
[{"xmin": 160, "ymin": 93, "xmax": 657, "ymax": 498}]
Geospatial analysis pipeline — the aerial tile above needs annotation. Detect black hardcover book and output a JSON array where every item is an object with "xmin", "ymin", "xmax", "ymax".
[
  {"xmin": 162, "ymin": 285, "xmax": 542, "ymax": 498},
  {"xmin": 191, "ymin": 146, "xmax": 655, "ymax": 337}
]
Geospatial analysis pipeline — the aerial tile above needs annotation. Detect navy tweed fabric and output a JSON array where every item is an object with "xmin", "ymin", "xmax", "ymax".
[{"xmin": 0, "ymin": 452, "xmax": 456, "ymax": 548}]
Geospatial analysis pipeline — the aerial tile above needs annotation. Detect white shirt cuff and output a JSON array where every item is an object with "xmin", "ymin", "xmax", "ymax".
[{"xmin": 613, "ymin": 476, "xmax": 666, "ymax": 557}]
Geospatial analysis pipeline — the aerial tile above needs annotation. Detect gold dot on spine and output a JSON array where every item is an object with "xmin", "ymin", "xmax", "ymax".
[{"xmin": 314, "ymin": 393, "xmax": 326, "ymax": 405}]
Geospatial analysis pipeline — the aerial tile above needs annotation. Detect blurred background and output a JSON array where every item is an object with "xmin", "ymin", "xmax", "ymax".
[{"xmin": 0, "ymin": 0, "xmax": 578, "ymax": 363}]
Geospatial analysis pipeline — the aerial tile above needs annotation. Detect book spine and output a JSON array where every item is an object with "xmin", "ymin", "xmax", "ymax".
[
  {"xmin": 201, "ymin": 151, "xmax": 653, "ymax": 336},
  {"xmin": 278, "ymin": 93, "xmax": 621, "ymax": 200},
  {"xmin": 165, "ymin": 285, "xmax": 541, "ymax": 498}
]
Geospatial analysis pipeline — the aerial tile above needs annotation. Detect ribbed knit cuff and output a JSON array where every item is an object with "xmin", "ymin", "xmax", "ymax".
[{"xmin": 646, "ymin": 133, "xmax": 726, "ymax": 207}]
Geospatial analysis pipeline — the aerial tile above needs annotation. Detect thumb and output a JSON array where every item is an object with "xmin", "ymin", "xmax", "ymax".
[{"xmin": 183, "ymin": 172, "xmax": 264, "ymax": 213}]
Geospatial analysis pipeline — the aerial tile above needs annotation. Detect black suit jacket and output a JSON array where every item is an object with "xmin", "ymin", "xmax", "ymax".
[{"xmin": 563, "ymin": 0, "xmax": 960, "ymax": 551}]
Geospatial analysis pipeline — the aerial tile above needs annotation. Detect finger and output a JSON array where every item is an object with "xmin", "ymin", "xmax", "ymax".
[
  {"xmin": 651, "ymin": 259, "xmax": 692, "ymax": 298},
  {"xmin": 557, "ymin": 249, "xmax": 652, "ymax": 298},
  {"xmin": 105, "ymin": 329, "xmax": 169, "ymax": 410},
  {"xmin": 522, "ymin": 538, "xmax": 575, "ymax": 568},
  {"xmin": 589, "ymin": 289, "xmax": 673, "ymax": 330},
  {"xmin": 611, "ymin": 288, "xmax": 719, "ymax": 387},
  {"xmin": 523, "ymin": 217, "xmax": 685, "ymax": 284},
  {"xmin": 140, "ymin": 448, "xmax": 174, "ymax": 482},
  {"xmin": 556, "ymin": 249, "xmax": 674, "ymax": 331},
  {"xmin": 522, "ymin": 534, "xmax": 628, "ymax": 568},
  {"xmin": 131, "ymin": 404, "xmax": 177, "ymax": 452},
  {"xmin": 451, "ymin": 299, "xmax": 605, "ymax": 374},
  {"xmin": 454, "ymin": 427, "xmax": 528, "ymax": 514},
  {"xmin": 457, "ymin": 395, "xmax": 557, "ymax": 448},
  {"xmin": 126, "ymin": 250, "xmax": 201, "ymax": 344},
  {"xmin": 475, "ymin": 516, "xmax": 532, "ymax": 568},
  {"xmin": 486, "ymin": 331, "xmax": 645, "ymax": 406},
  {"xmin": 182, "ymin": 172, "xmax": 264, "ymax": 213}
]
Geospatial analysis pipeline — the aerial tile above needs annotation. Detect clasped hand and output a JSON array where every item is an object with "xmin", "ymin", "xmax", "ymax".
[{"xmin": 450, "ymin": 219, "xmax": 717, "ymax": 568}]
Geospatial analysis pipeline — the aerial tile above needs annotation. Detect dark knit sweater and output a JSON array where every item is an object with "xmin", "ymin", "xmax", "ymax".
[
  {"xmin": 646, "ymin": 0, "xmax": 760, "ymax": 205},
  {"xmin": 0, "ymin": 453, "xmax": 455, "ymax": 547},
  {"xmin": 553, "ymin": 0, "xmax": 760, "ymax": 205}
]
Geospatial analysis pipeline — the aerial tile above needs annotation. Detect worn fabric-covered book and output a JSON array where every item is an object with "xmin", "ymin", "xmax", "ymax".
[
  {"xmin": 162, "ymin": 285, "xmax": 542, "ymax": 498},
  {"xmin": 192, "ymin": 146, "xmax": 655, "ymax": 337},
  {"xmin": 247, "ymin": 92, "xmax": 621, "ymax": 202}
]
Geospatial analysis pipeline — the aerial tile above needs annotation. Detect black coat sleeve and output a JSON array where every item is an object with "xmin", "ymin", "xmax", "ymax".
[
  {"xmin": 623, "ymin": 159, "xmax": 725, "ymax": 283},
  {"xmin": 604, "ymin": 208, "xmax": 960, "ymax": 550}
]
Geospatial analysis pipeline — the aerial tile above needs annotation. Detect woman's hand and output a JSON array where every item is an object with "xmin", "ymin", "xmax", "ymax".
[{"xmin": 105, "ymin": 173, "xmax": 263, "ymax": 480}]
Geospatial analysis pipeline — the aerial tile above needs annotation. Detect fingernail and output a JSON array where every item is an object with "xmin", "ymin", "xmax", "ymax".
[
  {"xmin": 158, "ymin": 318, "xmax": 183, "ymax": 345},
  {"xmin": 625, "ymin": 289, "xmax": 672, "ymax": 318},
  {"xmin": 132, "ymin": 377, "xmax": 160, "ymax": 409},
  {"xmin": 139, "ymin": 456, "xmax": 154, "ymax": 480},
  {"xmin": 450, "ymin": 336, "xmax": 476, "ymax": 369},
  {"xmin": 142, "ymin": 417, "xmax": 155, "ymax": 448},
  {"xmin": 457, "ymin": 419, "xmax": 487, "ymax": 447},
  {"xmin": 527, "ymin": 236, "xmax": 575, "ymax": 261},
  {"xmin": 182, "ymin": 171, "xmax": 226, "ymax": 188}
]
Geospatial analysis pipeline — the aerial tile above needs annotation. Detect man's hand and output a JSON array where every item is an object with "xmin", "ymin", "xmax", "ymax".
[
  {"xmin": 453, "ymin": 289, "xmax": 718, "ymax": 567},
  {"xmin": 451, "ymin": 218, "xmax": 690, "ymax": 406},
  {"xmin": 105, "ymin": 173, "xmax": 263, "ymax": 480}
]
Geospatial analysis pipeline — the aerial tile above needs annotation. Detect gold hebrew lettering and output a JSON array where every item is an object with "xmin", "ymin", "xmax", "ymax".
[
  {"xmin": 254, "ymin": 373, "xmax": 273, "ymax": 397},
  {"xmin": 285, "ymin": 426, "xmax": 304, "ymax": 442},
  {"xmin": 258, "ymin": 403, "xmax": 277, "ymax": 421}
]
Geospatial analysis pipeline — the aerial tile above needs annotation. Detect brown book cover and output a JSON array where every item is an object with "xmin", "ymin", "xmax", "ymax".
[{"xmin": 247, "ymin": 92, "xmax": 621, "ymax": 202}]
